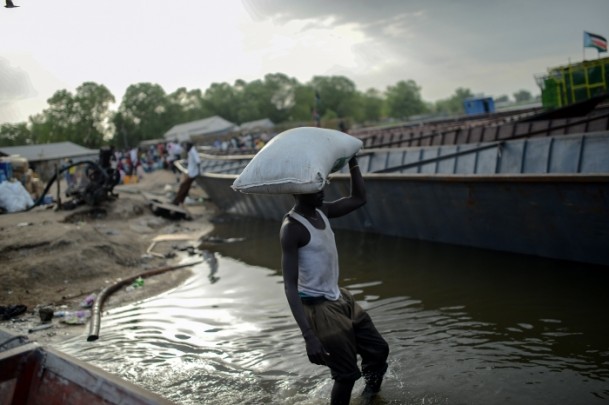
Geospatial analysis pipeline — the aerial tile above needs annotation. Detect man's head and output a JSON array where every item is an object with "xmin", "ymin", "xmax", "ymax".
[{"xmin": 294, "ymin": 190, "xmax": 324, "ymax": 208}]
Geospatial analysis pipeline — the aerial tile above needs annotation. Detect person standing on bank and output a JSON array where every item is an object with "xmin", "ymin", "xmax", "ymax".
[
  {"xmin": 280, "ymin": 157, "xmax": 389, "ymax": 404},
  {"xmin": 172, "ymin": 142, "xmax": 200, "ymax": 206}
]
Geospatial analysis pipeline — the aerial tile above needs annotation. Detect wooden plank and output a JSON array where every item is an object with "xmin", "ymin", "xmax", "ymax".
[
  {"xmin": 149, "ymin": 201, "xmax": 191, "ymax": 219},
  {"xmin": 140, "ymin": 192, "xmax": 191, "ymax": 219}
]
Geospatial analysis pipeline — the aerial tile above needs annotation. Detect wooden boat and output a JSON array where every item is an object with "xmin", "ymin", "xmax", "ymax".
[
  {"xmin": 0, "ymin": 327, "xmax": 173, "ymax": 405},
  {"xmin": 185, "ymin": 130, "xmax": 609, "ymax": 266}
]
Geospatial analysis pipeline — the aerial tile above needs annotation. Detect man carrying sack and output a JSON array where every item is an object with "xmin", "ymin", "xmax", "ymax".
[{"xmin": 232, "ymin": 127, "xmax": 389, "ymax": 404}]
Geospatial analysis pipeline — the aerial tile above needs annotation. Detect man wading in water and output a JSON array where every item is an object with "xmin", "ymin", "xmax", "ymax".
[{"xmin": 280, "ymin": 157, "xmax": 389, "ymax": 404}]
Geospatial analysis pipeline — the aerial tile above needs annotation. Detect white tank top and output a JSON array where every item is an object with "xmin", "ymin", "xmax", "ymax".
[{"xmin": 289, "ymin": 209, "xmax": 341, "ymax": 301}]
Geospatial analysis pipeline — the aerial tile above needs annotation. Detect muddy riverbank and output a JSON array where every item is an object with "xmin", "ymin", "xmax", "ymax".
[{"xmin": 0, "ymin": 170, "xmax": 216, "ymax": 345}]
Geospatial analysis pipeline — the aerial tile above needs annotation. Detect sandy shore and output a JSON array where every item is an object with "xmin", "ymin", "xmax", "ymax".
[{"xmin": 0, "ymin": 169, "xmax": 217, "ymax": 346}]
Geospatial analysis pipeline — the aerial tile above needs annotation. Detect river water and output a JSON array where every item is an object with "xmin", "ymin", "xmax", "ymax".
[{"xmin": 56, "ymin": 215, "xmax": 609, "ymax": 404}]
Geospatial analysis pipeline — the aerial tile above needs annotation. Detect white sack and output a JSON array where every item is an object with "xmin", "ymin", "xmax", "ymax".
[
  {"xmin": 0, "ymin": 180, "xmax": 34, "ymax": 213},
  {"xmin": 231, "ymin": 127, "xmax": 362, "ymax": 194}
]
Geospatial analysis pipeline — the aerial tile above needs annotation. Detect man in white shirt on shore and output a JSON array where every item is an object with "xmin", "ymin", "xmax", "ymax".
[{"xmin": 172, "ymin": 142, "xmax": 201, "ymax": 206}]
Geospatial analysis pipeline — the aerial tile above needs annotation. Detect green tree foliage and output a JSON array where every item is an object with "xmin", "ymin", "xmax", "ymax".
[
  {"xmin": 234, "ymin": 78, "xmax": 265, "ymax": 124},
  {"xmin": 29, "ymin": 89, "xmax": 75, "ymax": 144},
  {"xmin": 361, "ymin": 88, "xmax": 385, "ymax": 123},
  {"xmin": 385, "ymin": 80, "xmax": 427, "ymax": 119},
  {"xmin": 2, "ymin": 72, "xmax": 539, "ymax": 149},
  {"xmin": 75, "ymin": 82, "xmax": 116, "ymax": 147},
  {"xmin": 309, "ymin": 75, "xmax": 362, "ymax": 121},
  {"xmin": 113, "ymin": 83, "xmax": 173, "ymax": 147},
  {"xmin": 513, "ymin": 89, "xmax": 532, "ymax": 102},
  {"xmin": 167, "ymin": 87, "xmax": 211, "ymax": 124},
  {"xmin": 263, "ymin": 73, "xmax": 300, "ymax": 123},
  {"xmin": 205, "ymin": 74, "xmax": 303, "ymax": 125},
  {"xmin": 0, "ymin": 122, "xmax": 32, "ymax": 146},
  {"xmin": 28, "ymin": 82, "xmax": 114, "ymax": 148},
  {"xmin": 111, "ymin": 112, "xmax": 134, "ymax": 150},
  {"xmin": 205, "ymin": 82, "xmax": 240, "ymax": 124},
  {"xmin": 434, "ymin": 87, "xmax": 474, "ymax": 115},
  {"xmin": 289, "ymin": 84, "xmax": 317, "ymax": 122}
]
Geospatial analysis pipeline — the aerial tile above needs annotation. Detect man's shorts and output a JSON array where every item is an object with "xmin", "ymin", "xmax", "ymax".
[{"xmin": 302, "ymin": 288, "xmax": 389, "ymax": 382}]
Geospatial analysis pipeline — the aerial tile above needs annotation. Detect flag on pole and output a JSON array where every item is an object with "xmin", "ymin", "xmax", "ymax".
[{"xmin": 584, "ymin": 31, "xmax": 607, "ymax": 52}]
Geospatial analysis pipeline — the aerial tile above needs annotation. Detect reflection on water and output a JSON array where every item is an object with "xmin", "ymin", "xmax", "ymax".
[{"xmin": 57, "ymin": 216, "xmax": 609, "ymax": 404}]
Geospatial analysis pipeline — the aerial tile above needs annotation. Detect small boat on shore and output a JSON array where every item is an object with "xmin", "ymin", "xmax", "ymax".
[{"xmin": 0, "ymin": 327, "xmax": 173, "ymax": 404}]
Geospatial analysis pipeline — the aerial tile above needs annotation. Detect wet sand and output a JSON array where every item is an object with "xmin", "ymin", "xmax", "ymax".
[{"xmin": 0, "ymin": 169, "xmax": 216, "ymax": 346}]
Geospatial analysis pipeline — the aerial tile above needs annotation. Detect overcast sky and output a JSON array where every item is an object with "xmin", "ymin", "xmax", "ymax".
[{"xmin": 1, "ymin": 0, "xmax": 608, "ymax": 124}]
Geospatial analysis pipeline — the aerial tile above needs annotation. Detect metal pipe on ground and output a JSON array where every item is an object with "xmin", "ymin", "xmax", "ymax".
[{"xmin": 87, "ymin": 260, "xmax": 203, "ymax": 342}]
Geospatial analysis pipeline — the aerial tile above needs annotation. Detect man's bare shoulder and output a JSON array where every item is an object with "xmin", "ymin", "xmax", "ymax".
[
  {"xmin": 280, "ymin": 214, "xmax": 309, "ymax": 246},
  {"xmin": 280, "ymin": 214, "xmax": 299, "ymax": 235}
]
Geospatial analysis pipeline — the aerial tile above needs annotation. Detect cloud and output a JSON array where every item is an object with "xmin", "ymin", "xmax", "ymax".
[
  {"xmin": 243, "ymin": 0, "xmax": 609, "ymax": 101},
  {"xmin": 0, "ymin": 58, "xmax": 36, "ymax": 103},
  {"xmin": 2, "ymin": 0, "xmax": 608, "ymax": 124}
]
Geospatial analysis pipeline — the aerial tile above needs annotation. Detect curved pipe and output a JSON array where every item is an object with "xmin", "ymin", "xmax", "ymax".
[{"xmin": 87, "ymin": 260, "xmax": 202, "ymax": 342}]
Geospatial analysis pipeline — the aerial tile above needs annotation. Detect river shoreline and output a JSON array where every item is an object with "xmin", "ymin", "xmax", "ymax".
[{"xmin": 0, "ymin": 169, "xmax": 216, "ymax": 346}]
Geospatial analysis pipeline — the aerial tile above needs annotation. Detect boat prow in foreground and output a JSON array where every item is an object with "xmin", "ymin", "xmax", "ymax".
[{"xmin": 0, "ymin": 328, "xmax": 173, "ymax": 404}]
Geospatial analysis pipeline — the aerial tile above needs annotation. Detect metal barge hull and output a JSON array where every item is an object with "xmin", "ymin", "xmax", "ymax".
[
  {"xmin": 192, "ymin": 132, "xmax": 609, "ymax": 266},
  {"xmin": 199, "ymin": 172, "xmax": 609, "ymax": 266}
]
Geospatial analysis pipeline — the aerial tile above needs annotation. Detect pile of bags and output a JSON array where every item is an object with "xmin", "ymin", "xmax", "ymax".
[
  {"xmin": 0, "ymin": 156, "xmax": 37, "ymax": 213},
  {"xmin": 0, "ymin": 180, "xmax": 34, "ymax": 213}
]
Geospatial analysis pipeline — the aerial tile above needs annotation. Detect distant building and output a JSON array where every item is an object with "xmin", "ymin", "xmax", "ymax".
[
  {"xmin": 0, "ymin": 141, "xmax": 98, "ymax": 182},
  {"xmin": 163, "ymin": 116, "xmax": 237, "ymax": 143},
  {"xmin": 238, "ymin": 118, "xmax": 274, "ymax": 133}
]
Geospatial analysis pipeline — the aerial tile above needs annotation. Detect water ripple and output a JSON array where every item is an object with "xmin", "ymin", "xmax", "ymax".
[{"xmin": 54, "ymin": 245, "xmax": 609, "ymax": 404}]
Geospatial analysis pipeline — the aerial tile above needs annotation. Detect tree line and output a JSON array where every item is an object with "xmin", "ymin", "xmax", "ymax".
[{"xmin": 0, "ymin": 73, "xmax": 534, "ymax": 149}]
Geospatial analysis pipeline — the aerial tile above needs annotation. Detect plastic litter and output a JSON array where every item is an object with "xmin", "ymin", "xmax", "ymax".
[
  {"xmin": 54, "ymin": 310, "xmax": 91, "ymax": 325},
  {"xmin": 0, "ymin": 180, "xmax": 34, "ymax": 212},
  {"xmin": 80, "ymin": 293, "xmax": 97, "ymax": 308},
  {"xmin": 125, "ymin": 277, "xmax": 144, "ymax": 292}
]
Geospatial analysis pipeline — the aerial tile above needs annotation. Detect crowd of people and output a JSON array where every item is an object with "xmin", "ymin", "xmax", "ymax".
[
  {"xmin": 54, "ymin": 129, "xmax": 282, "ymax": 201},
  {"xmin": 106, "ymin": 140, "xmax": 186, "ymax": 184},
  {"xmin": 211, "ymin": 131, "xmax": 272, "ymax": 154},
  {"xmin": 110, "ymin": 132, "xmax": 274, "ymax": 182},
  {"xmin": 59, "ymin": 140, "xmax": 190, "ymax": 192}
]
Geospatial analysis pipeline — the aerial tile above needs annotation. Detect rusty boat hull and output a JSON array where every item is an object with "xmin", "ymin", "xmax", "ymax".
[{"xmin": 0, "ymin": 328, "xmax": 173, "ymax": 405}]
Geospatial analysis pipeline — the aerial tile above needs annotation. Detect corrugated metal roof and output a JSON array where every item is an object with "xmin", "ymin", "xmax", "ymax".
[
  {"xmin": 164, "ymin": 116, "xmax": 237, "ymax": 142},
  {"xmin": 0, "ymin": 142, "xmax": 98, "ymax": 162},
  {"xmin": 239, "ymin": 118, "xmax": 274, "ymax": 132}
]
